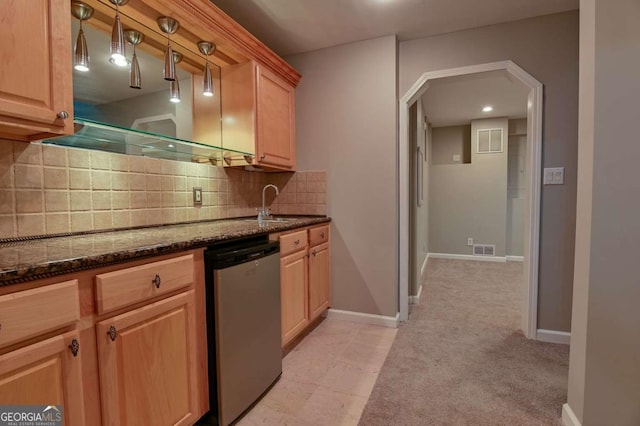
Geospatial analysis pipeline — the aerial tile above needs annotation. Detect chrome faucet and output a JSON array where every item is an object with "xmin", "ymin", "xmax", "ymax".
[{"xmin": 258, "ymin": 184, "xmax": 279, "ymax": 221}]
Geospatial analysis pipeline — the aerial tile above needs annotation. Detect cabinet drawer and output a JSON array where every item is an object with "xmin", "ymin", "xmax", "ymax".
[
  {"xmin": 280, "ymin": 230, "xmax": 308, "ymax": 256},
  {"xmin": 0, "ymin": 280, "xmax": 80, "ymax": 349},
  {"xmin": 95, "ymin": 254, "xmax": 194, "ymax": 314},
  {"xmin": 309, "ymin": 225, "xmax": 329, "ymax": 247}
]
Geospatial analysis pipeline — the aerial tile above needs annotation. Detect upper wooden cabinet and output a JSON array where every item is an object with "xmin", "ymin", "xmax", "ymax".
[
  {"xmin": 222, "ymin": 61, "xmax": 296, "ymax": 171},
  {"xmin": 0, "ymin": 0, "xmax": 74, "ymax": 141}
]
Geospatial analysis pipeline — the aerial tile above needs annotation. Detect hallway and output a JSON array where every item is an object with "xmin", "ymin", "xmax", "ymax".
[{"xmin": 360, "ymin": 259, "xmax": 569, "ymax": 425}]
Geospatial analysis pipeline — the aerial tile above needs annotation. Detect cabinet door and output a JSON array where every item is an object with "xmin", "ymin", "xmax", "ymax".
[
  {"xmin": 0, "ymin": 0, "xmax": 73, "ymax": 140},
  {"xmin": 309, "ymin": 242, "xmax": 331, "ymax": 321},
  {"xmin": 0, "ymin": 331, "xmax": 85, "ymax": 425},
  {"xmin": 96, "ymin": 291, "xmax": 198, "ymax": 426},
  {"xmin": 256, "ymin": 65, "xmax": 295, "ymax": 169},
  {"xmin": 281, "ymin": 250, "xmax": 309, "ymax": 346}
]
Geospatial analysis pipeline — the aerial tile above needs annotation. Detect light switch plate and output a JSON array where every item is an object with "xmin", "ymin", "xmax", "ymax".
[
  {"xmin": 453, "ymin": 154, "xmax": 461, "ymax": 162},
  {"xmin": 193, "ymin": 187, "xmax": 202, "ymax": 205},
  {"xmin": 543, "ymin": 167, "xmax": 565, "ymax": 185}
]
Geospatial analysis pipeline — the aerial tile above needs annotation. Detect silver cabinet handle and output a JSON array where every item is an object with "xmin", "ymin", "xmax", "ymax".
[
  {"xmin": 69, "ymin": 338, "xmax": 80, "ymax": 357},
  {"xmin": 57, "ymin": 111, "xmax": 69, "ymax": 119},
  {"xmin": 108, "ymin": 325, "xmax": 117, "ymax": 341},
  {"xmin": 153, "ymin": 274, "xmax": 161, "ymax": 289}
]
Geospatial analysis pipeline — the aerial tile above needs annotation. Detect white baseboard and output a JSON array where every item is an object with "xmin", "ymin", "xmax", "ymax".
[
  {"xmin": 562, "ymin": 403, "xmax": 582, "ymax": 426},
  {"xmin": 428, "ymin": 252, "xmax": 507, "ymax": 263},
  {"xmin": 410, "ymin": 284, "xmax": 422, "ymax": 304},
  {"xmin": 537, "ymin": 329, "xmax": 571, "ymax": 345},
  {"xmin": 420, "ymin": 253, "xmax": 429, "ymax": 277},
  {"xmin": 506, "ymin": 255, "xmax": 524, "ymax": 262},
  {"xmin": 326, "ymin": 309, "xmax": 399, "ymax": 328}
]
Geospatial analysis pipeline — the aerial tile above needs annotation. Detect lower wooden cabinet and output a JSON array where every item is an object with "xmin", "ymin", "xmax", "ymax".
[
  {"xmin": 281, "ymin": 250, "xmax": 309, "ymax": 345},
  {"xmin": 309, "ymin": 241, "xmax": 330, "ymax": 321},
  {"xmin": 96, "ymin": 290, "xmax": 198, "ymax": 426},
  {"xmin": 279, "ymin": 224, "xmax": 331, "ymax": 347},
  {"xmin": 0, "ymin": 330, "xmax": 86, "ymax": 425}
]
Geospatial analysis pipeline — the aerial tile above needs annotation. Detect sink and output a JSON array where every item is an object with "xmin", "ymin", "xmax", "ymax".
[{"xmin": 242, "ymin": 217, "xmax": 300, "ymax": 224}]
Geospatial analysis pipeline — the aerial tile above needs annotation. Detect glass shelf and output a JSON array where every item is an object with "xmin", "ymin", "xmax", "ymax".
[{"xmin": 41, "ymin": 118, "xmax": 253, "ymax": 166}]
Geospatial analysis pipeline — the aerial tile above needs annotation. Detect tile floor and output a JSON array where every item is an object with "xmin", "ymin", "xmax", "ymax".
[{"xmin": 237, "ymin": 318, "xmax": 397, "ymax": 426}]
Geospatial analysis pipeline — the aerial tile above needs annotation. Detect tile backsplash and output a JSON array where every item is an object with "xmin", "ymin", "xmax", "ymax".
[{"xmin": 0, "ymin": 142, "xmax": 326, "ymax": 239}]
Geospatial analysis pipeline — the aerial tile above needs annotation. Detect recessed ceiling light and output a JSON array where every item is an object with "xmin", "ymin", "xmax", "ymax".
[{"xmin": 482, "ymin": 106, "xmax": 493, "ymax": 112}]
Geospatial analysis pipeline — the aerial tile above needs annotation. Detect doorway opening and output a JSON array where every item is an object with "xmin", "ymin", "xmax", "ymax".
[{"xmin": 399, "ymin": 61, "xmax": 543, "ymax": 339}]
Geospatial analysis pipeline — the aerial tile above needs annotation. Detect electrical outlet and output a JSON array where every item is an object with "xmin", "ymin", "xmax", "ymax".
[
  {"xmin": 467, "ymin": 238, "xmax": 473, "ymax": 246},
  {"xmin": 193, "ymin": 187, "xmax": 202, "ymax": 206}
]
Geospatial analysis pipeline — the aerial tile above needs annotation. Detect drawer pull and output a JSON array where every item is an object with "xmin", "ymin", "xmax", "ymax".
[
  {"xmin": 320, "ymin": 232, "xmax": 325, "ymax": 239},
  {"xmin": 108, "ymin": 325, "xmax": 117, "ymax": 342},
  {"xmin": 69, "ymin": 338, "xmax": 80, "ymax": 357},
  {"xmin": 312, "ymin": 250, "xmax": 317, "ymax": 257},
  {"xmin": 57, "ymin": 111, "xmax": 69, "ymax": 120},
  {"xmin": 152, "ymin": 274, "xmax": 161, "ymax": 289},
  {"xmin": 294, "ymin": 240, "xmax": 300, "ymax": 245}
]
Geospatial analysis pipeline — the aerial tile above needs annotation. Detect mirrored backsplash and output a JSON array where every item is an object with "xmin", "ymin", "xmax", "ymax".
[{"xmin": 65, "ymin": 2, "xmax": 223, "ymax": 155}]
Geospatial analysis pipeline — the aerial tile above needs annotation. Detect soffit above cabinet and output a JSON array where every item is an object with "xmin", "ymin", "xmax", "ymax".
[{"xmin": 85, "ymin": 0, "xmax": 301, "ymax": 87}]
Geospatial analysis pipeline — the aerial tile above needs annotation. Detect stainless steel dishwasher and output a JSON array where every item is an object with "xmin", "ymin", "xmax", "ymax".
[{"xmin": 200, "ymin": 235, "xmax": 282, "ymax": 426}]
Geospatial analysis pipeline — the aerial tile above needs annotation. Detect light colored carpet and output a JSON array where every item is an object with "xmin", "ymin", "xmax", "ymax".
[{"xmin": 359, "ymin": 259, "xmax": 570, "ymax": 426}]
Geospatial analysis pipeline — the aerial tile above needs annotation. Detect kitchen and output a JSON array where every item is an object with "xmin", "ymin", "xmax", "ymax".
[
  {"xmin": 0, "ymin": 0, "xmax": 334, "ymax": 424},
  {"xmin": 1, "ymin": 1, "xmax": 639, "ymax": 426}
]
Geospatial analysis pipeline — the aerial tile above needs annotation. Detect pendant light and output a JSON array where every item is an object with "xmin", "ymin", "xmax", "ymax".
[
  {"xmin": 108, "ymin": 0, "xmax": 128, "ymax": 66},
  {"xmin": 169, "ymin": 52, "xmax": 183, "ymax": 103},
  {"xmin": 71, "ymin": 1, "xmax": 94, "ymax": 72},
  {"xmin": 197, "ymin": 41, "xmax": 216, "ymax": 97},
  {"xmin": 157, "ymin": 17, "xmax": 180, "ymax": 81},
  {"xmin": 124, "ymin": 29, "xmax": 144, "ymax": 89}
]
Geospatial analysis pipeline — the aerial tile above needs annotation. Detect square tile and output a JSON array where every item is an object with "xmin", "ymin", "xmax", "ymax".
[
  {"xmin": 45, "ymin": 213, "xmax": 70, "ymax": 234},
  {"xmin": 67, "ymin": 148, "xmax": 91, "ymax": 169},
  {"xmin": 14, "ymin": 165, "xmax": 43, "ymax": 189},
  {"xmin": 43, "ymin": 167, "xmax": 69, "ymax": 189},
  {"xmin": 92, "ymin": 191, "xmax": 111, "ymax": 210},
  {"xmin": 69, "ymin": 169, "xmax": 91, "ymax": 190},
  {"xmin": 70, "ymin": 191, "xmax": 92, "ymax": 211},
  {"xmin": 13, "ymin": 143, "xmax": 42, "ymax": 165},
  {"xmin": 45, "ymin": 190, "xmax": 69, "ymax": 212},
  {"xmin": 91, "ymin": 170, "xmax": 111, "ymax": 190},
  {"xmin": 42, "ymin": 145, "xmax": 68, "ymax": 167},
  {"xmin": 15, "ymin": 190, "xmax": 43, "ymax": 213},
  {"xmin": 0, "ymin": 214, "xmax": 16, "ymax": 238},
  {"xmin": 17, "ymin": 214, "xmax": 45, "ymax": 236},
  {"xmin": 90, "ymin": 151, "xmax": 111, "ymax": 170},
  {"xmin": 0, "ymin": 190, "xmax": 14, "ymax": 214},
  {"xmin": 70, "ymin": 212, "xmax": 92, "ymax": 232}
]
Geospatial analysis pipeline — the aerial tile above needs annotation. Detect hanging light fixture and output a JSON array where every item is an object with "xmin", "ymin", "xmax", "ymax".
[
  {"xmin": 197, "ymin": 41, "xmax": 216, "ymax": 97},
  {"xmin": 157, "ymin": 17, "xmax": 180, "ymax": 81},
  {"xmin": 169, "ymin": 52, "xmax": 183, "ymax": 103},
  {"xmin": 71, "ymin": 1, "xmax": 94, "ymax": 72},
  {"xmin": 108, "ymin": 0, "xmax": 128, "ymax": 66},
  {"xmin": 124, "ymin": 29, "xmax": 144, "ymax": 89}
]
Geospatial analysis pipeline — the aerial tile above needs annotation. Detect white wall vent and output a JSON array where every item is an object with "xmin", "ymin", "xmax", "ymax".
[
  {"xmin": 477, "ymin": 128, "xmax": 503, "ymax": 153},
  {"xmin": 473, "ymin": 244, "xmax": 496, "ymax": 256}
]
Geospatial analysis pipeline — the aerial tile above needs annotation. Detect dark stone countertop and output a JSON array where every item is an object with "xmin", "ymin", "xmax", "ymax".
[{"xmin": 0, "ymin": 216, "xmax": 331, "ymax": 287}]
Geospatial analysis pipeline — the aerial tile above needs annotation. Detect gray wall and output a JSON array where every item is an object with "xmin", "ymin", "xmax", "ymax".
[
  {"xmin": 567, "ymin": 0, "xmax": 640, "ymax": 424},
  {"xmin": 431, "ymin": 125, "xmax": 471, "ymax": 165},
  {"xmin": 429, "ymin": 118, "xmax": 508, "ymax": 256},
  {"xmin": 401, "ymin": 11, "xmax": 579, "ymax": 331},
  {"xmin": 286, "ymin": 35, "xmax": 398, "ymax": 317}
]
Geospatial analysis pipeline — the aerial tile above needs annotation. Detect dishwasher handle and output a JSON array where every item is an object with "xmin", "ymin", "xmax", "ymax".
[{"xmin": 207, "ymin": 241, "xmax": 280, "ymax": 269}]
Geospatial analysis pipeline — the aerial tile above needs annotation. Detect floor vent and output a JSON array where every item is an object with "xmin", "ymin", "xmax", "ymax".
[{"xmin": 473, "ymin": 244, "xmax": 496, "ymax": 256}]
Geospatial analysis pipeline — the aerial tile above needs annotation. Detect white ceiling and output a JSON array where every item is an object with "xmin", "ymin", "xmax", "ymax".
[
  {"xmin": 210, "ymin": 0, "xmax": 578, "ymax": 56},
  {"xmin": 421, "ymin": 70, "xmax": 530, "ymax": 127}
]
